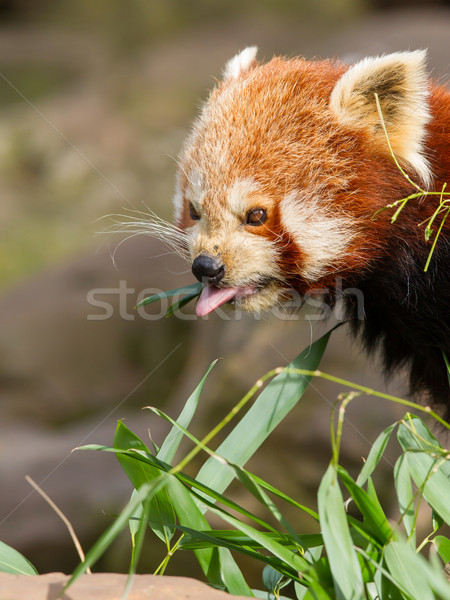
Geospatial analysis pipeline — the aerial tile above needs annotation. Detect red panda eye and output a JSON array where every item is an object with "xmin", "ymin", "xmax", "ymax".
[
  {"xmin": 189, "ymin": 203, "xmax": 200, "ymax": 221},
  {"xmin": 246, "ymin": 208, "xmax": 267, "ymax": 226}
]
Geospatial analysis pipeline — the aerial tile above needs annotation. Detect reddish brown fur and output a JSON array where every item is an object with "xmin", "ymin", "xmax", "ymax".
[
  {"xmin": 174, "ymin": 51, "xmax": 450, "ymax": 412},
  {"xmin": 177, "ymin": 58, "xmax": 450, "ymax": 284}
]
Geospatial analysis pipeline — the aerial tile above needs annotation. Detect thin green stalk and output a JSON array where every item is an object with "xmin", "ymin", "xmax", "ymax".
[
  {"xmin": 153, "ymin": 534, "xmax": 184, "ymax": 576},
  {"xmin": 374, "ymin": 93, "xmax": 424, "ymax": 193},
  {"xmin": 122, "ymin": 500, "xmax": 151, "ymax": 600},
  {"xmin": 283, "ymin": 369, "xmax": 450, "ymax": 430},
  {"xmin": 391, "ymin": 197, "xmax": 413, "ymax": 222},
  {"xmin": 423, "ymin": 182, "xmax": 447, "ymax": 235},
  {"xmin": 424, "ymin": 205, "xmax": 450, "ymax": 272},
  {"xmin": 329, "ymin": 399, "xmax": 338, "ymax": 465},
  {"xmin": 332, "ymin": 392, "xmax": 360, "ymax": 465},
  {"xmin": 394, "ymin": 475, "xmax": 432, "ymax": 545}
]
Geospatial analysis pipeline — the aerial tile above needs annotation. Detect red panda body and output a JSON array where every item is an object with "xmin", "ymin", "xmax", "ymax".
[{"xmin": 172, "ymin": 49, "xmax": 450, "ymax": 415}]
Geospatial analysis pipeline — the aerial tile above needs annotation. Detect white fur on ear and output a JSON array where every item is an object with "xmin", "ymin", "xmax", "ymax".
[
  {"xmin": 330, "ymin": 50, "xmax": 432, "ymax": 185},
  {"xmin": 223, "ymin": 46, "xmax": 258, "ymax": 80}
]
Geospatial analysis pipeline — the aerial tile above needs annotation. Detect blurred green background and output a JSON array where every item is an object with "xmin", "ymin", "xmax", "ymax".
[{"xmin": 0, "ymin": 0, "xmax": 448, "ymax": 585}]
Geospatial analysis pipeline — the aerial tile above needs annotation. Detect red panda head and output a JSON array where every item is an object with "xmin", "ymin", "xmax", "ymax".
[{"xmin": 173, "ymin": 48, "xmax": 431, "ymax": 316}]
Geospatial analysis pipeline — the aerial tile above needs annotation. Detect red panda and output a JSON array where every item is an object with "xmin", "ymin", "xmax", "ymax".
[{"xmin": 170, "ymin": 48, "xmax": 450, "ymax": 415}]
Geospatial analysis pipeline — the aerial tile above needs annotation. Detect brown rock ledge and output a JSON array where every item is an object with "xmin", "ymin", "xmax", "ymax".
[{"xmin": 0, "ymin": 573, "xmax": 250, "ymax": 600}]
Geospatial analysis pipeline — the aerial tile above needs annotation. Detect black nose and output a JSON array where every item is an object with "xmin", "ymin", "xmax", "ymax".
[{"xmin": 192, "ymin": 254, "xmax": 225, "ymax": 285}]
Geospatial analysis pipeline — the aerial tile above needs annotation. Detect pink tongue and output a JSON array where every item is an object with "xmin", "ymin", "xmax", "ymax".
[{"xmin": 196, "ymin": 286, "xmax": 238, "ymax": 317}]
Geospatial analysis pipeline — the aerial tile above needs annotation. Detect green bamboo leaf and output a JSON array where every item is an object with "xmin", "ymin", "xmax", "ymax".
[
  {"xmin": 166, "ymin": 476, "xmax": 253, "ymax": 595},
  {"xmin": 179, "ymin": 529, "xmax": 322, "ymax": 551},
  {"xmin": 433, "ymin": 535, "xmax": 450, "ymax": 565},
  {"xmin": 228, "ymin": 462, "xmax": 308, "ymax": 550},
  {"xmin": 364, "ymin": 547, "xmax": 408, "ymax": 599},
  {"xmin": 78, "ymin": 444, "xmax": 112, "ymax": 451},
  {"xmin": 356, "ymin": 540, "xmax": 380, "ymax": 585},
  {"xmin": 338, "ymin": 466, "xmax": 393, "ymax": 545},
  {"xmin": 432, "ymin": 510, "xmax": 444, "ymax": 532},
  {"xmin": 242, "ymin": 472, "xmax": 319, "ymax": 521},
  {"xmin": 125, "ymin": 492, "xmax": 151, "ymax": 592},
  {"xmin": 114, "ymin": 422, "xmax": 176, "ymax": 545},
  {"xmin": 318, "ymin": 465, "xmax": 365, "ymax": 600},
  {"xmin": 175, "ymin": 498, "xmax": 307, "ymax": 581},
  {"xmin": 163, "ymin": 475, "xmax": 223, "ymax": 587},
  {"xmin": 294, "ymin": 581, "xmax": 308, "ymax": 600},
  {"xmin": 296, "ymin": 561, "xmax": 336, "ymax": 600},
  {"xmin": 157, "ymin": 360, "xmax": 217, "ymax": 464},
  {"xmin": 365, "ymin": 476, "xmax": 377, "ymax": 506},
  {"xmin": 218, "ymin": 546, "xmax": 255, "ymax": 597},
  {"xmin": 397, "ymin": 416, "xmax": 450, "ymax": 522},
  {"xmin": 0, "ymin": 541, "xmax": 37, "ymax": 575},
  {"xmin": 384, "ymin": 540, "xmax": 450, "ymax": 600},
  {"xmin": 161, "ymin": 452, "xmax": 282, "ymax": 536},
  {"xmin": 300, "ymin": 581, "xmax": 334, "ymax": 600},
  {"xmin": 177, "ymin": 524, "xmax": 292, "ymax": 572},
  {"xmin": 262, "ymin": 564, "xmax": 286, "ymax": 593},
  {"xmin": 204, "ymin": 503, "xmax": 310, "ymax": 576},
  {"xmin": 356, "ymin": 423, "xmax": 396, "ymax": 487},
  {"xmin": 365, "ymin": 582, "xmax": 379, "ymax": 600},
  {"xmin": 135, "ymin": 283, "xmax": 203, "ymax": 308},
  {"xmin": 165, "ymin": 292, "xmax": 201, "ymax": 317},
  {"xmin": 128, "ymin": 489, "xmax": 143, "ymax": 541},
  {"xmin": 114, "ymin": 422, "xmax": 149, "ymax": 453},
  {"xmin": 399, "ymin": 415, "xmax": 449, "ymax": 454},
  {"xmin": 393, "ymin": 454, "xmax": 415, "ymax": 541},
  {"xmin": 196, "ymin": 329, "xmax": 332, "ymax": 496}
]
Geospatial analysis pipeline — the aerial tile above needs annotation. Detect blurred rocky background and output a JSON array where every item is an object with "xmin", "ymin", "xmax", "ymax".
[{"xmin": 0, "ymin": 0, "xmax": 449, "ymax": 588}]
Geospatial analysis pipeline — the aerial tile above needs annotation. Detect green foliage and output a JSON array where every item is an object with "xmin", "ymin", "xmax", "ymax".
[
  {"xmin": 70, "ymin": 327, "xmax": 450, "ymax": 599},
  {"xmin": 0, "ymin": 541, "xmax": 37, "ymax": 576},
  {"xmin": 135, "ymin": 282, "xmax": 203, "ymax": 315}
]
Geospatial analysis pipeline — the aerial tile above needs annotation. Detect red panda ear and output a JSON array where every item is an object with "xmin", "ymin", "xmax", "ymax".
[
  {"xmin": 329, "ymin": 51, "xmax": 431, "ymax": 185},
  {"xmin": 223, "ymin": 47, "xmax": 258, "ymax": 80}
]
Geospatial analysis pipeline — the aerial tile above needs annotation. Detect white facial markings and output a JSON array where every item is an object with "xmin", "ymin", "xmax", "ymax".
[
  {"xmin": 280, "ymin": 191, "xmax": 356, "ymax": 281},
  {"xmin": 227, "ymin": 178, "xmax": 261, "ymax": 217},
  {"xmin": 215, "ymin": 229, "xmax": 279, "ymax": 287},
  {"xmin": 172, "ymin": 181, "xmax": 183, "ymax": 223},
  {"xmin": 186, "ymin": 169, "xmax": 206, "ymax": 207}
]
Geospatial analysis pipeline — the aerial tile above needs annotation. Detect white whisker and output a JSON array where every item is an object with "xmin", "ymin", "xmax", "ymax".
[
  {"xmin": 101, "ymin": 208, "xmax": 190, "ymax": 262},
  {"xmin": 110, "ymin": 232, "xmax": 147, "ymax": 268}
]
